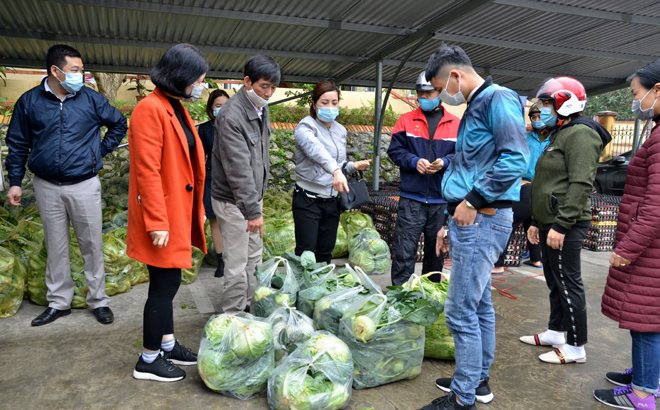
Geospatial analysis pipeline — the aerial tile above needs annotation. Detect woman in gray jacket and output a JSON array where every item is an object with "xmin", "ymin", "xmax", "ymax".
[{"xmin": 293, "ymin": 81, "xmax": 370, "ymax": 263}]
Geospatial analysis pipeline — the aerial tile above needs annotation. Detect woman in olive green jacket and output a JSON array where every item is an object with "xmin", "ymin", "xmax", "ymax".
[{"xmin": 521, "ymin": 77, "xmax": 611, "ymax": 365}]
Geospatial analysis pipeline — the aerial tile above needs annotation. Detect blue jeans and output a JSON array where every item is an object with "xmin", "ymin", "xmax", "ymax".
[
  {"xmin": 445, "ymin": 208, "xmax": 513, "ymax": 405},
  {"xmin": 631, "ymin": 331, "xmax": 660, "ymax": 394}
]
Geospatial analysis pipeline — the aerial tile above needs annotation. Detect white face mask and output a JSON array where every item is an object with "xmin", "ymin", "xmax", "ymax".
[
  {"xmin": 632, "ymin": 88, "xmax": 657, "ymax": 121},
  {"xmin": 246, "ymin": 87, "xmax": 269, "ymax": 108},
  {"xmin": 188, "ymin": 84, "xmax": 204, "ymax": 102},
  {"xmin": 440, "ymin": 72, "xmax": 466, "ymax": 106}
]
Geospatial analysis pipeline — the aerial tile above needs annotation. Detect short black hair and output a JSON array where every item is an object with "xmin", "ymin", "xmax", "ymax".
[
  {"xmin": 425, "ymin": 43, "xmax": 473, "ymax": 82},
  {"xmin": 244, "ymin": 55, "xmax": 280, "ymax": 86},
  {"xmin": 150, "ymin": 44, "xmax": 209, "ymax": 98},
  {"xmin": 629, "ymin": 58, "xmax": 660, "ymax": 90},
  {"xmin": 206, "ymin": 89, "xmax": 230, "ymax": 120},
  {"xmin": 46, "ymin": 45, "xmax": 82, "ymax": 76}
]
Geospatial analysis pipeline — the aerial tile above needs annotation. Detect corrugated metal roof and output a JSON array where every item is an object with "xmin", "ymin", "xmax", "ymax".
[{"xmin": 0, "ymin": 0, "xmax": 657, "ymax": 95}]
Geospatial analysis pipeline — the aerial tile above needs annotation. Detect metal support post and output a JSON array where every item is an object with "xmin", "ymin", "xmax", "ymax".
[{"xmin": 372, "ymin": 60, "xmax": 383, "ymax": 190}]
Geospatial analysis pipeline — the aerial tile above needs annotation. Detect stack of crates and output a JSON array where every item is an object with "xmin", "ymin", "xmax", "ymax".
[
  {"xmin": 584, "ymin": 193, "xmax": 621, "ymax": 252},
  {"xmin": 503, "ymin": 225, "xmax": 527, "ymax": 267}
]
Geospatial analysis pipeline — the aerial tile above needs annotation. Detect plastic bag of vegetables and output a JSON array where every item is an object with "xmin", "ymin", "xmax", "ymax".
[
  {"xmin": 253, "ymin": 257, "xmax": 300, "ymax": 317},
  {"xmin": 268, "ymin": 304, "xmax": 315, "ymax": 364},
  {"xmin": 198, "ymin": 313, "xmax": 274, "ymax": 399},
  {"xmin": 340, "ymin": 211, "xmax": 374, "ymax": 243},
  {"xmin": 0, "ymin": 245, "xmax": 23, "ymax": 318},
  {"xmin": 296, "ymin": 264, "xmax": 337, "ymax": 317},
  {"xmin": 313, "ymin": 265, "xmax": 382, "ymax": 334},
  {"xmin": 348, "ymin": 229, "xmax": 391, "ymax": 275},
  {"xmin": 263, "ymin": 218, "xmax": 296, "ymax": 260},
  {"xmin": 181, "ymin": 246, "xmax": 205, "ymax": 285},
  {"xmin": 267, "ymin": 332, "xmax": 353, "ymax": 410},
  {"xmin": 408, "ymin": 273, "xmax": 454, "ymax": 360},
  {"xmin": 338, "ymin": 286, "xmax": 440, "ymax": 389}
]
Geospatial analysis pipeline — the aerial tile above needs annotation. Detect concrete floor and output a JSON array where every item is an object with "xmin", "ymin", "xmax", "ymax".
[{"xmin": 0, "ymin": 251, "xmax": 636, "ymax": 410}]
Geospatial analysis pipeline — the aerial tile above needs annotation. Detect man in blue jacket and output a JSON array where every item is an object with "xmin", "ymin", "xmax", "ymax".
[
  {"xmin": 6, "ymin": 45, "xmax": 127, "ymax": 326},
  {"xmin": 387, "ymin": 71, "xmax": 459, "ymax": 286},
  {"xmin": 417, "ymin": 45, "xmax": 529, "ymax": 410}
]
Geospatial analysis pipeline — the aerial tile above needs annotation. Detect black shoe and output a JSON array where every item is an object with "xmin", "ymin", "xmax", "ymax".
[
  {"xmin": 418, "ymin": 392, "xmax": 477, "ymax": 410},
  {"xmin": 606, "ymin": 368, "xmax": 634, "ymax": 386},
  {"xmin": 92, "ymin": 306, "xmax": 114, "ymax": 324},
  {"xmin": 436, "ymin": 377, "xmax": 493, "ymax": 404},
  {"xmin": 162, "ymin": 340, "xmax": 197, "ymax": 365},
  {"xmin": 214, "ymin": 253, "xmax": 224, "ymax": 278},
  {"xmin": 31, "ymin": 307, "xmax": 71, "ymax": 326},
  {"xmin": 133, "ymin": 354, "xmax": 185, "ymax": 382}
]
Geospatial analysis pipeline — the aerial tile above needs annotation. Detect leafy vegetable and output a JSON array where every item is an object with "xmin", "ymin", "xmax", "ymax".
[
  {"xmin": 268, "ymin": 332, "xmax": 353, "ymax": 410},
  {"xmin": 268, "ymin": 305, "xmax": 315, "ymax": 363},
  {"xmin": 408, "ymin": 273, "xmax": 454, "ymax": 360},
  {"xmin": 348, "ymin": 229, "xmax": 391, "ymax": 275}
]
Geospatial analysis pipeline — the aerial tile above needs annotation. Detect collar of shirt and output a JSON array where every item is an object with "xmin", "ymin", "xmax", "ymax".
[
  {"xmin": 467, "ymin": 81, "xmax": 483, "ymax": 103},
  {"xmin": 44, "ymin": 77, "xmax": 76, "ymax": 101}
]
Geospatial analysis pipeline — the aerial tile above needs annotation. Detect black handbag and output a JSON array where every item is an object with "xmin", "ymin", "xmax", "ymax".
[{"xmin": 338, "ymin": 166, "xmax": 372, "ymax": 211}]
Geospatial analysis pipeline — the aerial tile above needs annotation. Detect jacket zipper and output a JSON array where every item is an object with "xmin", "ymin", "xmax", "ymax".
[
  {"xmin": 59, "ymin": 101, "xmax": 63, "ymax": 183},
  {"xmin": 329, "ymin": 125, "xmax": 340, "ymax": 196},
  {"xmin": 425, "ymin": 121, "xmax": 433, "ymax": 203}
]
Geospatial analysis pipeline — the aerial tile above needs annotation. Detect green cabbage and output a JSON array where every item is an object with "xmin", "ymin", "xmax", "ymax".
[
  {"xmin": 198, "ymin": 313, "xmax": 274, "ymax": 400},
  {"xmin": 268, "ymin": 332, "xmax": 353, "ymax": 410}
]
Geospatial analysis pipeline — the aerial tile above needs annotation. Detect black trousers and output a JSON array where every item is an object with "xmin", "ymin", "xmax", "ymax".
[
  {"xmin": 539, "ymin": 222, "xmax": 590, "ymax": 346},
  {"xmin": 391, "ymin": 198, "xmax": 447, "ymax": 286},
  {"xmin": 143, "ymin": 265, "xmax": 181, "ymax": 351},
  {"xmin": 292, "ymin": 186, "xmax": 340, "ymax": 265}
]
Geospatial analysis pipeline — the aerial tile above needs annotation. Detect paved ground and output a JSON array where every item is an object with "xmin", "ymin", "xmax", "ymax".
[{"xmin": 0, "ymin": 251, "xmax": 636, "ymax": 410}]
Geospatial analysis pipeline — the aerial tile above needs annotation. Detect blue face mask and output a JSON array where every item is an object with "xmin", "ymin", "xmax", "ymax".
[
  {"xmin": 531, "ymin": 120, "xmax": 545, "ymax": 130},
  {"xmin": 56, "ymin": 66, "xmax": 84, "ymax": 93},
  {"xmin": 419, "ymin": 97, "xmax": 440, "ymax": 112},
  {"xmin": 540, "ymin": 107, "xmax": 558, "ymax": 127},
  {"xmin": 212, "ymin": 107, "xmax": 221, "ymax": 118},
  {"xmin": 317, "ymin": 106, "xmax": 339, "ymax": 123}
]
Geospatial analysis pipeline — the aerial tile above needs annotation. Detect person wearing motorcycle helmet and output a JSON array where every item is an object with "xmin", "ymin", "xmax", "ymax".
[
  {"xmin": 522, "ymin": 77, "xmax": 612, "ymax": 365},
  {"xmin": 387, "ymin": 71, "xmax": 459, "ymax": 286}
]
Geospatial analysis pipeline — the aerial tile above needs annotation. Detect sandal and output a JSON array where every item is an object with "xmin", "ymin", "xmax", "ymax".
[{"xmin": 523, "ymin": 260, "xmax": 543, "ymax": 268}]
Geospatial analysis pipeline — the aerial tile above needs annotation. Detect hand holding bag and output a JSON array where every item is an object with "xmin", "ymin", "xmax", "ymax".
[{"xmin": 339, "ymin": 164, "xmax": 371, "ymax": 211}]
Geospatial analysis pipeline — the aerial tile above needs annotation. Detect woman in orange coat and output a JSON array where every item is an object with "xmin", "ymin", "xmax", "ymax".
[{"xmin": 126, "ymin": 44, "xmax": 208, "ymax": 382}]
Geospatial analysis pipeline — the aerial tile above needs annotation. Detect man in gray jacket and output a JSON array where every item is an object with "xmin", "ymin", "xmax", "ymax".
[{"xmin": 211, "ymin": 54, "xmax": 280, "ymax": 313}]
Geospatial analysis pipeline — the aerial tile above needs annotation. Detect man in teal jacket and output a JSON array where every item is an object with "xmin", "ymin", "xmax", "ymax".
[{"xmin": 417, "ymin": 44, "xmax": 529, "ymax": 410}]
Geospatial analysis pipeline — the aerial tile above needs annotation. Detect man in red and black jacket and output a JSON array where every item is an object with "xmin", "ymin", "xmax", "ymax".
[{"xmin": 387, "ymin": 71, "xmax": 459, "ymax": 285}]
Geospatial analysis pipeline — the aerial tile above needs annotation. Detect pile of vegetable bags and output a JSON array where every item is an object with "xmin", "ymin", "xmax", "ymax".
[
  {"xmin": 198, "ymin": 313, "xmax": 274, "ymax": 399},
  {"xmin": 253, "ymin": 257, "xmax": 300, "ymax": 317},
  {"xmin": 262, "ymin": 188, "xmax": 296, "ymax": 260},
  {"xmin": 409, "ymin": 273, "xmax": 455, "ymax": 360},
  {"xmin": 268, "ymin": 332, "xmax": 353, "ymax": 410},
  {"xmin": 348, "ymin": 228, "xmax": 391, "ymax": 275},
  {"xmin": 337, "ymin": 278, "xmax": 443, "ymax": 389}
]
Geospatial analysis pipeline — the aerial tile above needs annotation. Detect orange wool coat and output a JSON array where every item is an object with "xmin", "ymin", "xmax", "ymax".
[{"xmin": 126, "ymin": 88, "xmax": 207, "ymax": 269}]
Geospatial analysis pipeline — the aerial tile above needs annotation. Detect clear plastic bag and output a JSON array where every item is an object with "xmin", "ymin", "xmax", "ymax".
[
  {"xmin": 253, "ymin": 257, "xmax": 300, "ymax": 317},
  {"xmin": 267, "ymin": 331, "xmax": 353, "ymax": 410},
  {"xmin": 198, "ymin": 312, "xmax": 274, "ymax": 400},
  {"xmin": 407, "ymin": 272, "xmax": 454, "ymax": 360},
  {"xmin": 348, "ymin": 229, "xmax": 391, "ymax": 275},
  {"xmin": 296, "ymin": 264, "xmax": 337, "ymax": 317},
  {"xmin": 0, "ymin": 245, "xmax": 23, "ymax": 318},
  {"xmin": 312, "ymin": 264, "xmax": 382, "ymax": 335},
  {"xmin": 268, "ymin": 304, "xmax": 315, "ymax": 364},
  {"xmin": 338, "ymin": 294, "xmax": 425, "ymax": 389},
  {"xmin": 181, "ymin": 246, "xmax": 205, "ymax": 285}
]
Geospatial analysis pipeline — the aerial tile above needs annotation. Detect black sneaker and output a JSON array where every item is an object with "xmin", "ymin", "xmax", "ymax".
[
  {"xmin": 133, "ymin": 354, "xmax": 185, "ymax": 382},
  {"xmin": 162, "ymin": 340, "xmax": 197, "ymax": 365},
  {"xmin": 436, "ymin": 377, "xmax": 493, "ymax": 404},
  {"xmin": 606, "ymin": 368, "xmax": 634, "ymax": 386},
  {"xmin": 418, "ymin": 392, "xmax": 477, "ymax": 410}
]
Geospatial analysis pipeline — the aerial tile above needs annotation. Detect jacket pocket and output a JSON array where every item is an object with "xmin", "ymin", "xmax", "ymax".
[{"xmin": 630, "ymin": 202, "xmax": 640, "ymax": 222}]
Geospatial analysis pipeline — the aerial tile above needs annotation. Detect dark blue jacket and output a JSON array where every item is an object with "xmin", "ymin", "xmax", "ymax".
[
  {"xmin": 387, "ymin": 106, "xmax": 459, "ymax": 203},
  {"xmin": 6, "ymin": 78, "xmax": 127, "ymax": 186}
]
